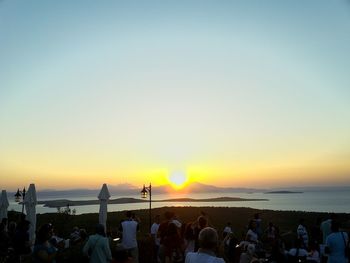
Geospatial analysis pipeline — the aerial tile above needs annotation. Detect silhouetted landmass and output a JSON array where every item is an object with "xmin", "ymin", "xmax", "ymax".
[
  {"xmin": 9, "ymin": 183, "xmax": 350, "ymax": 200},
  {"xmin": 39, "ymin": 196, "xmax": 268, "ymax": 208},
  {"xmin": 264, "ymin": 191, "xmax": 303, "ymax": 194}
]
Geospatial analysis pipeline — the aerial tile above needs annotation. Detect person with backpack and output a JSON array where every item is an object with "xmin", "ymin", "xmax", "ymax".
[{"xmin": 325, "ymin": 221, "xmax": 348, "ymax": 263}]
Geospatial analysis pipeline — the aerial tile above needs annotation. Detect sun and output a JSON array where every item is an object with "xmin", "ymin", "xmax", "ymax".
[{"xmin": 168, "ymin": 171, "xmax": 187, "ymax": 189}]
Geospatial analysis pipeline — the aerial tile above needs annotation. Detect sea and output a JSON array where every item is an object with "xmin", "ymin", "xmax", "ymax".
[{"xmin": 7, "ymin": 188, "xmax": 350, "ymax": 215}]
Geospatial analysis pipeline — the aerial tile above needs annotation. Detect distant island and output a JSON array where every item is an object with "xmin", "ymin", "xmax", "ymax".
[
  {"xmin": 38, "ymin": 196, "xmax": 269, "ymax": 208},
  {"xmin": 264, "ymin": 191, "xmax": 303, "ymax": 194}
]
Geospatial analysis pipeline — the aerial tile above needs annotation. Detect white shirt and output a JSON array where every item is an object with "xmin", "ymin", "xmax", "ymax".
[
  {"xmin": 121, "ymin": 220, "xmax": 138, "ymax": 249},
  {"xmin": 150, "ymin": 223, "xmax": 160, "ymax": 246},
  {"xmin": 185, "ymin": 252, "xmax": 225, "ymax": 263}
]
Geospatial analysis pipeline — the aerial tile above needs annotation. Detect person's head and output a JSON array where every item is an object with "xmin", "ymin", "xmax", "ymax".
[
  {"xmin": 331, "ymin": 221, "xmax": 340, "ymax": 232},
  {"xmin": 154, "ymin": 215, "xmax": 160, "ymax": 224},
  {"xmin": 227, "ymin": 222, "xmax": 231, "ymax": 226},
  {"xmin": 126, "ymin": 211, "xmax": 133, "ymax": 218},
  {"xmin": 164, "ymin": 211, "xmax": 175, "ymax": 220},
  {"xmin": 95, "ymin": 223, "xmax": 106, "ymax": 236},
  {"xmin": 248, "ymin": 220, "xmax": 256, "ymax": 230},
  {"xmin": 37, "ymin": 223, "xmax": 54, "ymax": 244},
  {"xmin": 18, "ymin": 219, "xmax": 30, "ymax": 231},
  {"xmin": 79, "ymin": 229, "xmax": 87, "ymax": 240},
  {"xmin": 198, "ymin": 227, "xmax": 219, "ymax": 250},
  {"xmin": 254, "ymin": 213, "xmax": 260, "ymax": 219},
  {"xmin": 197, "ymin": 216, "xmax": 208, "ymax": 229},
  {"xmin": 299, "ymin": 218, "xmax": 305, "ymax": 225},
  {"xmin": 166, "ymin": 222, "xmax": 179, "ymax": 236},
  {"xmin": 330, "ymin": 213, "xmax": 337, "ymax": 221}
]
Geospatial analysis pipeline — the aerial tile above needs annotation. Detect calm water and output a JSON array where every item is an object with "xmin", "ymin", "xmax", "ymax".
[{"xmin": 8, "ymin": 189, "xmax": 350, "ymax": 215}]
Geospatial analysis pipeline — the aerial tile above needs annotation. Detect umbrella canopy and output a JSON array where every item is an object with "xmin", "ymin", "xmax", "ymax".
[
  {"xmin": 98, "ymin": 183, "xmax": 111, "ymax": 231},
  {"xmin": 0, "ymin": 190, "xmax": 9, "ymax": 221},
  {"xmin": 24, "ymin": 184, "xmax": 37, "ymax": 244}
]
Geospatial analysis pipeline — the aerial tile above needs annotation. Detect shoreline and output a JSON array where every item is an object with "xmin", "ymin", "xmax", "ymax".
[{"xmin": 38, "ymin": 196, "xmax": 269, "ymax": 208}]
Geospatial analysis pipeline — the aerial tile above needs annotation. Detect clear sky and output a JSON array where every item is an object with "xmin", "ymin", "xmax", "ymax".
[{"xmin": 1, "ymin": 0, "xmax": 350, "ymax": 191}]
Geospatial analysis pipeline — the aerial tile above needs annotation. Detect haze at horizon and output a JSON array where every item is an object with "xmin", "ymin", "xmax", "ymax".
[{"xmin": 1, "ymin": 1, "xmax": 350, "ymax": 191}]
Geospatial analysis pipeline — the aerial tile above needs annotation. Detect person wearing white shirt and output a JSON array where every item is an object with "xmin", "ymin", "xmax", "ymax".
[
  {"xmin": 185, "ymin": 227, "xmax": 225, "ymax": 263},
  {"xmin": 120, "ymin": 211, "xmax": 139, "ymax": 263}
]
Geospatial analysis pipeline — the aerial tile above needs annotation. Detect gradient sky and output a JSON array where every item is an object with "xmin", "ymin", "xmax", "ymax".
[{"xmin": 1, "ymin": 0, "xmax": 350, "ymax": 191}]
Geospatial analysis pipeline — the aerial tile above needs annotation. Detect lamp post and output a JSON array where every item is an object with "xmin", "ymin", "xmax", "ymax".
[
  {"xmin": 14, "ymin": 187, "xmax": 26, "ymax": 214},
  {"xmin": 140, "ymin": 183, "xmax": 152, "ymax": 230}
]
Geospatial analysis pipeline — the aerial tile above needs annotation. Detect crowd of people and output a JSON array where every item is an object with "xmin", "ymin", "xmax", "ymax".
[{"xmin": 0, "ymin": 211, "xmax": 349, "ymax": 263}]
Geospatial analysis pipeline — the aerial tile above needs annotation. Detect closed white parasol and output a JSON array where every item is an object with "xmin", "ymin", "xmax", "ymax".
[
  {"xmin": 98, "ymin": 183, "xmax": 111, "ymax": 232},
  {"xmin": 24, "ymin": 183, "xmax": 37, "ymax": 244}
]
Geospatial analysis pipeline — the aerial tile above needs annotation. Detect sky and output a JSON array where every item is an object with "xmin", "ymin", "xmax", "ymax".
[{"xmin": 1, "ymin": 0, "xmax": 350, "ymax": 191}]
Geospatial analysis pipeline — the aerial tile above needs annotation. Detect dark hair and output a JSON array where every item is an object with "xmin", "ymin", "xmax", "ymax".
[
  {"xmin": 95, "ymin": 224, "xmax": 106, "ymax": 236},
  {"xmin": 164, "ymin": 211, "xmax": 174, "ymax": 220},
  {"xmin": 79, "ymin": 229, "xmax": 88, "ymax": 240},
  {"xmin": 18, "ymin": 219, "xmax": 30, "ymax": 231},
  {"xmin": 166, "ymin": 222, "xmax": 179, "ymax": 236},
  {"xmin": 37, "ymin": 223, "xmax": 53, "ymax": 244},
  {"xmin": 331, "ymin": 221, "xmax": 340, "ymax": 232},
  {"xmin": 198, "ymin": 216, "xmax": 207, "ymax": 228},
  {"xmin": 126, "ymin": 211, "xmax": 132, "ymax": 218},
  {"xmin": 248, "ymin": 220, "xmax": 256, "ymax": 230}
]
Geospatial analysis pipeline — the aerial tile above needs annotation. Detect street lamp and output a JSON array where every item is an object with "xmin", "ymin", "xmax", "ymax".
[
  {"xmin": 140, "ymin": 183, "xmax": 152, "ymax": 230},
  {"xmin": 14, "ymin": 187, "xmax": 26, "ymax": 214}
]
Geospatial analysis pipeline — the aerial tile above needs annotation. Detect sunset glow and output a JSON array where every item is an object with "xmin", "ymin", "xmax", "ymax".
[
  {"xmin": 168, "ymin": 171, "xmax": 188, "ymax": 190},
  {"xmin": 1, "ymin": 1, "xmax": 350, "ymax": 191}
]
